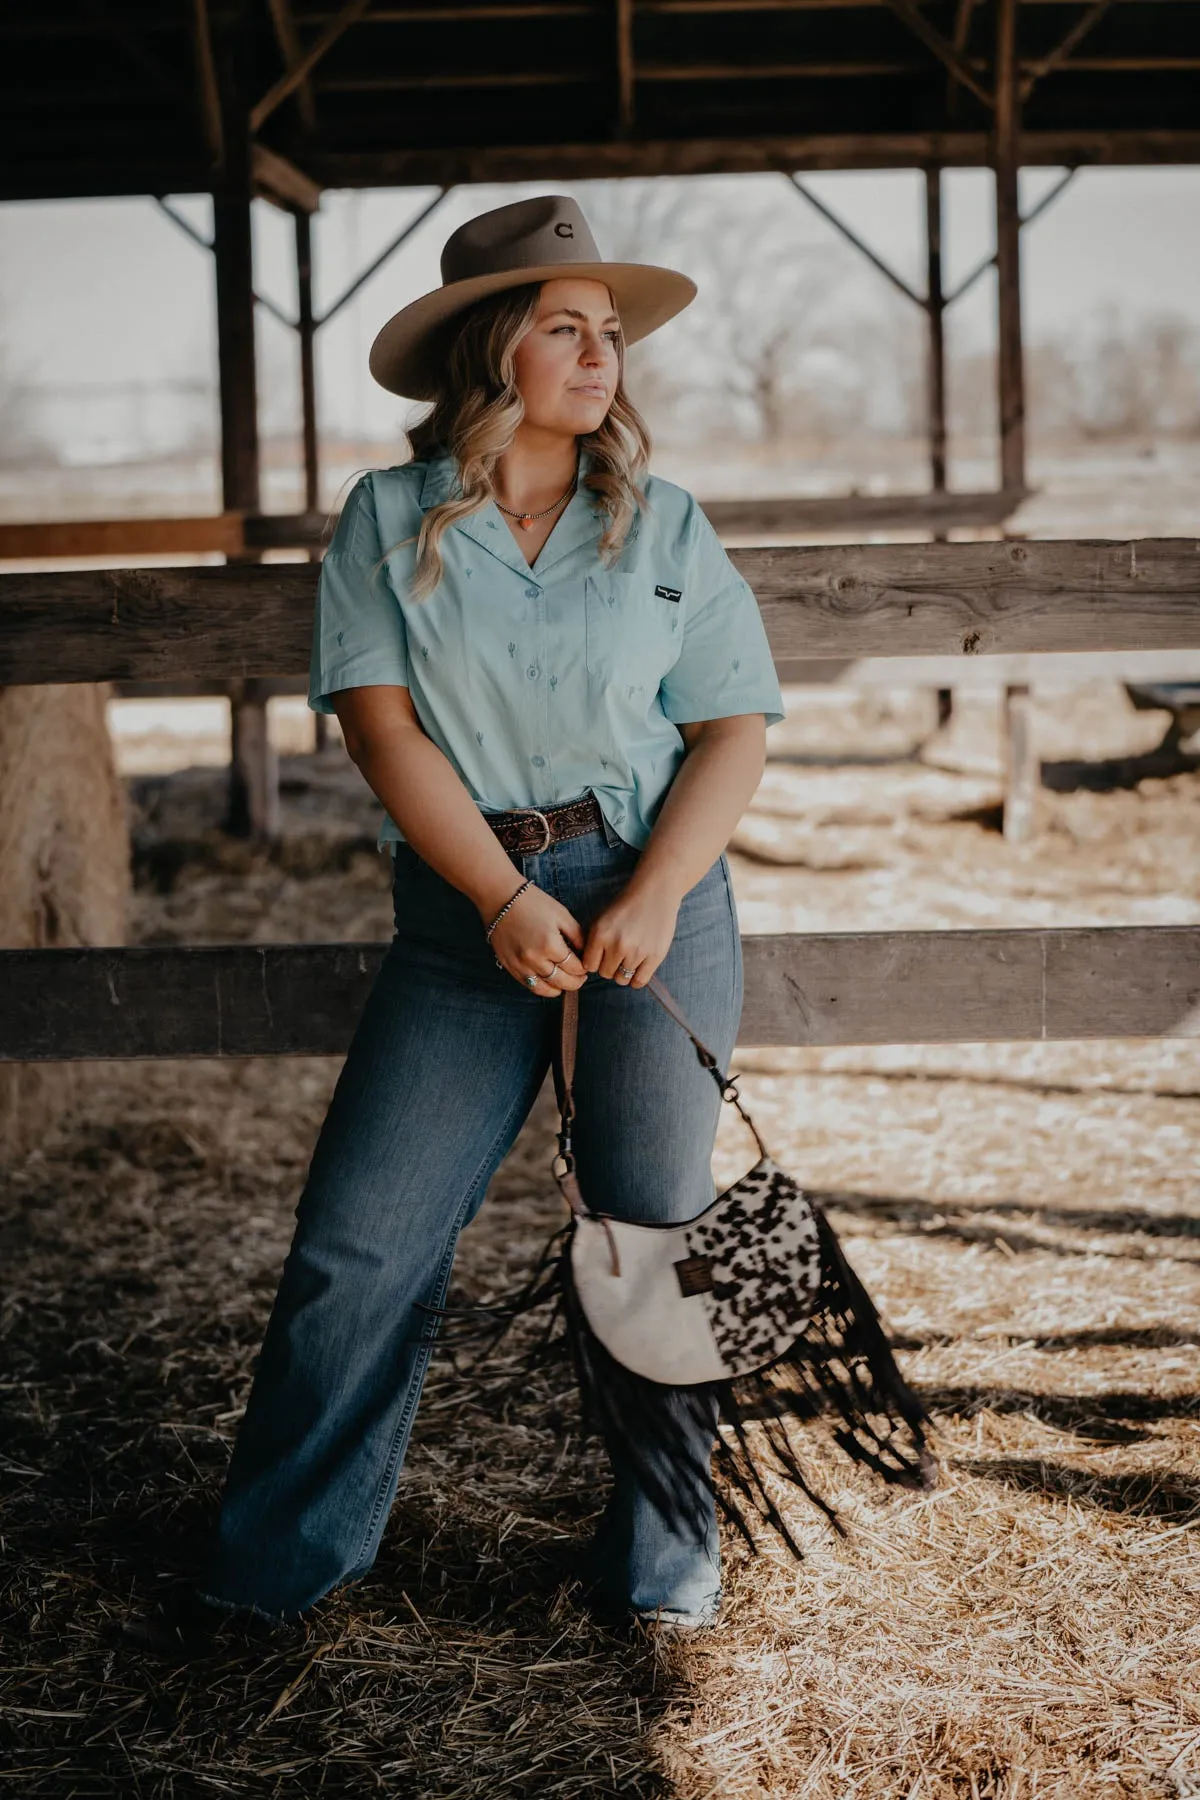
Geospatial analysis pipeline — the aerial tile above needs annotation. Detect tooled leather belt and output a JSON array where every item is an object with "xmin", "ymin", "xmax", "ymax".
[{"xmin": 482, "ymin": 792, "xmax": 605, "ymax": 854}]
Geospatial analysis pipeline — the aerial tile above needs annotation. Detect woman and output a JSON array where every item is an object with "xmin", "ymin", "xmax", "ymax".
[{"xmin": 199, "ymin": 194, "xmax": 785, "ymax": 1633}]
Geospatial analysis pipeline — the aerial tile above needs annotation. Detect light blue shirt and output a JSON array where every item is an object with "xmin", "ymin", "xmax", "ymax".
[{"xmin": 308, "ymin": 447, "xmax": 785, "ymax": 852}]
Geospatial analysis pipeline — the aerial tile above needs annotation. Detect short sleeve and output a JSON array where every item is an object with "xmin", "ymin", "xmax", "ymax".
[
  {"xmin": 658, "ymin": 498, "xmax": 785, "ymax": 729},
  {"xmin": 308, "ymin": 472, "xmax": 410, "ymax": 714}
]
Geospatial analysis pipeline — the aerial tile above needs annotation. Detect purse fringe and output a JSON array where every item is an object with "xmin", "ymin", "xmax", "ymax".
[{"xmin": 417, "ymin": 1202, "xmax": 936, "ymax": 1558}]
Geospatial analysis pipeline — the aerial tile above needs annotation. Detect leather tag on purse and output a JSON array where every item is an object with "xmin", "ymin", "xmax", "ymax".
[{"xmin": 674, "ymin": 1253, "xmax": 714, "ymax": 1297}]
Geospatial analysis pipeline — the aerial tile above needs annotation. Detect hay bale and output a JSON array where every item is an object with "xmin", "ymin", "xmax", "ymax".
[{"xmin": 0, "ymin": 682, "xmax": 130, "ymax": 1161}]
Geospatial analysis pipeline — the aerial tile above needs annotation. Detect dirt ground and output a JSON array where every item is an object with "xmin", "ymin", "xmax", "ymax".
[{"xmin": 2, "ymin": 679, "xmax": 1199, "ymax": 1798}]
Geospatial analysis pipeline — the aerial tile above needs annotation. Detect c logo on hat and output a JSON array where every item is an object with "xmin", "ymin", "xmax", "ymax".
[{"xmin": 554, "ymin": 222, "xmax": 574, "ymax": 239}]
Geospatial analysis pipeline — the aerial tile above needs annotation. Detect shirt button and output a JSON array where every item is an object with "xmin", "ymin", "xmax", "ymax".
[
  {"xmin": 531, "ymin": 754, "xmax": 545, "ymax": 768},
  {"xmin": 525, "ymin": 585, "xmax": 540, "ymax": 599},
  {"xmin": 526, "ymin": 664, "xmax": 538, "ymax": 679}
]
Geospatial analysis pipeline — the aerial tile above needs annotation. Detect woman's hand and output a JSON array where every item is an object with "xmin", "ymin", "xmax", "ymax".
[
  {"xmin": 578, "ymin": 872, "xmax": 681, "ymax": 988},
  {"xmin": 488, "ymin": 883, "xmax": 588, "ymax": 993}
]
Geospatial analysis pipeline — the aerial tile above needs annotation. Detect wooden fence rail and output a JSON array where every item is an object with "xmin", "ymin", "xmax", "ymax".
[
  {"xmin": 1, "ymin": 538, "xmax": 1197, "ymax": 1062},
  {"xmin": 2, "ymin": 541, "xmax": 1199, "ymax": 686},
  {"xmin": 2, "ymin": 929, "xmax": 1197, "ymax": 1061}
]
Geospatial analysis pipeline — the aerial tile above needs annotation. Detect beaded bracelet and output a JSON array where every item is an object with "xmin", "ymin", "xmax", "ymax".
[{"xmin": 485, "ymin": 878, "xmax": 535, "ymax": 946}]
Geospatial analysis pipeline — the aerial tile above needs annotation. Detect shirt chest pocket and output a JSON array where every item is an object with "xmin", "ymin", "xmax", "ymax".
[{"xmin": 584, "ymin": 572, "xmax": 682, "ymax": 684}]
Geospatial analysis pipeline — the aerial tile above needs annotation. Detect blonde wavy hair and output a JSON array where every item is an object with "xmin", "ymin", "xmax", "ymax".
[{"xmin": 387, "ymin": 281, "xmax": 653, "ymax": 601}]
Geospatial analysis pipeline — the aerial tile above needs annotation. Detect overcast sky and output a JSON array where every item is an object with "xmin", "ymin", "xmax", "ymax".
[{"xmin": 1, "ymin": 166, "xmax": 1197, "ymax": 453}]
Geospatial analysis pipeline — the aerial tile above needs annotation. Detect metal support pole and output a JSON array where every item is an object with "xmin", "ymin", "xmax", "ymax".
[{"xmin": 994, "ymin": 0, "xmax": 1026, "ymax": 495}]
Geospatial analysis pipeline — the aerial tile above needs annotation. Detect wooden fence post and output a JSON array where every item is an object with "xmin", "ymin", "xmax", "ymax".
[
  {"xmin": 214, "ymin": 20, "xmax": 276, "ymax": 840},
  {"xmin": 295, "ymin": 206, "xmax": 329, "ymax": 755},
  {"xmin": 1002, "ymin": 681, "xmax": 1036, "ymax": 843},
  {"xmin": 994, "ymin": 0, "xmax": 1026, "ymax": 496}
]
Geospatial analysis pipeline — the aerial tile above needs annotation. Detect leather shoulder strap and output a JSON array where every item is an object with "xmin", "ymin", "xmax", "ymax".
[{"xmin": 551, "ymin": 973, "xmax": 770, "ymax": 1207}]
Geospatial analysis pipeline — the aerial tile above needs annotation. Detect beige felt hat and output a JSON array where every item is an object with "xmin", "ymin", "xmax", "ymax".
[{"xmin": 368, "ymin": 193, "xmax": 697, "ymax": 400}]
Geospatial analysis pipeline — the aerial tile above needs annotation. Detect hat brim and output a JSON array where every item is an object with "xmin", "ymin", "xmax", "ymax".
[{"xmin": 368, "ymin": 262, "xmax": 697, "ymax": 400}]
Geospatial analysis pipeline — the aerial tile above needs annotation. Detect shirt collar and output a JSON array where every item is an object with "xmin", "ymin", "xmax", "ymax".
[{"xmin": 417, "ymin": 445, "xmax": 607, "ymax": 581}]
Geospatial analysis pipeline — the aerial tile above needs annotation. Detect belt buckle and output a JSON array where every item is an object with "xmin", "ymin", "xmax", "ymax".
[{"xmin": 513, "ymin": 807, "xmax": 553, "ymax": 852}]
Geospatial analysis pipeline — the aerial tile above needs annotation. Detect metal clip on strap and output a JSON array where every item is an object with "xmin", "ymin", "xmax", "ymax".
[{"xmin": 549, "ymin": 969, "xmax": 771, "ymax": 1253}]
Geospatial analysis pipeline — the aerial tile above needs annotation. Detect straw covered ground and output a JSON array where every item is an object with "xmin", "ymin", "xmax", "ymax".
[{"xmin": 2, "ymin": 679, "xmax": 1199, "ymax": 1798}]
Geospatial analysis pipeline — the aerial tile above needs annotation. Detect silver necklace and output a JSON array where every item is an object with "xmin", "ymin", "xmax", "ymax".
[{"xmin": 494, "ymin": 470, "xmax": 577, "ymax": 531}]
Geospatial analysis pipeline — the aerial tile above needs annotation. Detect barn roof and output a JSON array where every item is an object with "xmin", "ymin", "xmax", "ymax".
[{"xmin": 4, "ymin": 0, "xmax": 1200, "ymax": 205}]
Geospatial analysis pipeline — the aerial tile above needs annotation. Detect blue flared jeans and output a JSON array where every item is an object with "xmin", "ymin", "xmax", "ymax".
[{"xmin": 201, "ymin": 805, "xmax": 744, "ymax": 1623}]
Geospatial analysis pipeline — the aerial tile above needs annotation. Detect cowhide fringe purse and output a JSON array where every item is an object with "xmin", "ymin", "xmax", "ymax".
[{"xmin": 423, "ymin": 972, "xmax": 938, "ymax": 1559}]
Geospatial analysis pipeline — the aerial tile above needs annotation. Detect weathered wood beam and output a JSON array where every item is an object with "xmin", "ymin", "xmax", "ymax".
[
  {"xmin": 2, "ymin": 0, "xmax": 1186, "ymax": 22},
  {"xmin": 698, "ymin": 489, "xmax": 1027, "ymax": 533},
  {"xmin": 10, "ymin": 133, "xmax": 1200, "ymax": 203},
  {"xmin": 925, "ymin": 167, "xmax": 947, "ymax": 493},
  {"xmin": 299, "ymin": 130, "xmax": 1200, "ymax": 188},
  {"xmin": 1001, "ymin": 681, "xmax": 1036, "ymax": 843},
  {"xmin": 946, "ymin": 0, "xmax": 979, "ymax": 121},
  {"xmin": 322, "ymin": 60, "xmax": 934, "ymax": 88},
  {"xmin": 3, "ymin": 928, "xmax": 1197, "ymax": 1060},
  {"xmin": 1020, "ymin": 0, "xmax": 1114, "ymax": 99},
  {"xmin": 189, "ymin": 0, "xmax": 223, "ymax": 165},
  {"xmin": 994, "ymin": 0, "xmax": 1025, "ymax": 495},
  {"xmin": 0, "ymin": 517, "xmax": 247, "ymax": 560},
  {"xmin": 266, "ymin": 0, "xmax": 318, "ymax": 128},
  {"xmin": 878, "ymin": 0, "xmax": 994, "ymax": 109},
  {"xmin": 615, "ymin": 0, "xmax": 635, "ymax": 135},
  {"xmin": 296, "ymin": 217, "xmax": 321, "ymax": 518},
  {"xmin": 252, "ymin": 143, "xmax": 322, "ymax": 213},
  {"xmin": 0, "ymin": 486, "xmax": 1023, "ymax": 565},
  {"xmin": 0, "ymin": 513, "xmax": 323, "ymax": 560},
  {"xmin": 250, "ymin": 0, "xmax": 374, "ymax": 133},
  {"xmin": 214, "ymin": 21, "xmax": 275, "ymax": 844},
  {"xmin": 4, "ymin": 542, "xmax": 1199, "ymax": 685}
]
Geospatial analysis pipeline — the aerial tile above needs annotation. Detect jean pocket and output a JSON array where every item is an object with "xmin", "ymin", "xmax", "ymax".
[{"xmin": 584, "ymin": 572, "xmax": 680, "ymax": 681}]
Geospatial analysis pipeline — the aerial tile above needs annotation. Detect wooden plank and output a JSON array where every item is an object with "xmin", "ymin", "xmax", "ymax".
[
  {"xmin": 742, "ymin": 541, "xmax": 1200, "ymax": 659},
  {"xmin": 10, "ymin": 133, "xmax": 1200, "ymax": 206},
  {"xmin": 252, "ymin": 142, "xmax": 322, "ymax": 214},
  {"xmin": 3, "ymin": 542, "xmax": 1200, "ymax": 685},
  {"xmin": 700, "ymin": 488, "xmax": 1025, "ymax": 534},
  {"xmin": 249, "ymin": 0, "xmax": 373, "ymax": 132},
  {"xmin": 228, "ymin": 676, "xmax": 281, "ymax": 838},
  {"xmin": 879, "ymin": 0, "xmax": 994, "ymax": 108},
  {"xmin": 0, "ymin": 516, "xmax": 248, "ymax": 560},
  {"xmin": 0, "ymin": 493, "xmax": 1023, "ymax": 563},
  {"xmin": 2, "ymin": 928, "xmax": 1196, "ymax": 1060},
  {"xmin": 264, "ymin": 0, "xmax": 316, "ymax": 129},
  {"xmin": 295, "ymin": 130, "xmax": 1200, "ymax": 189}
]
